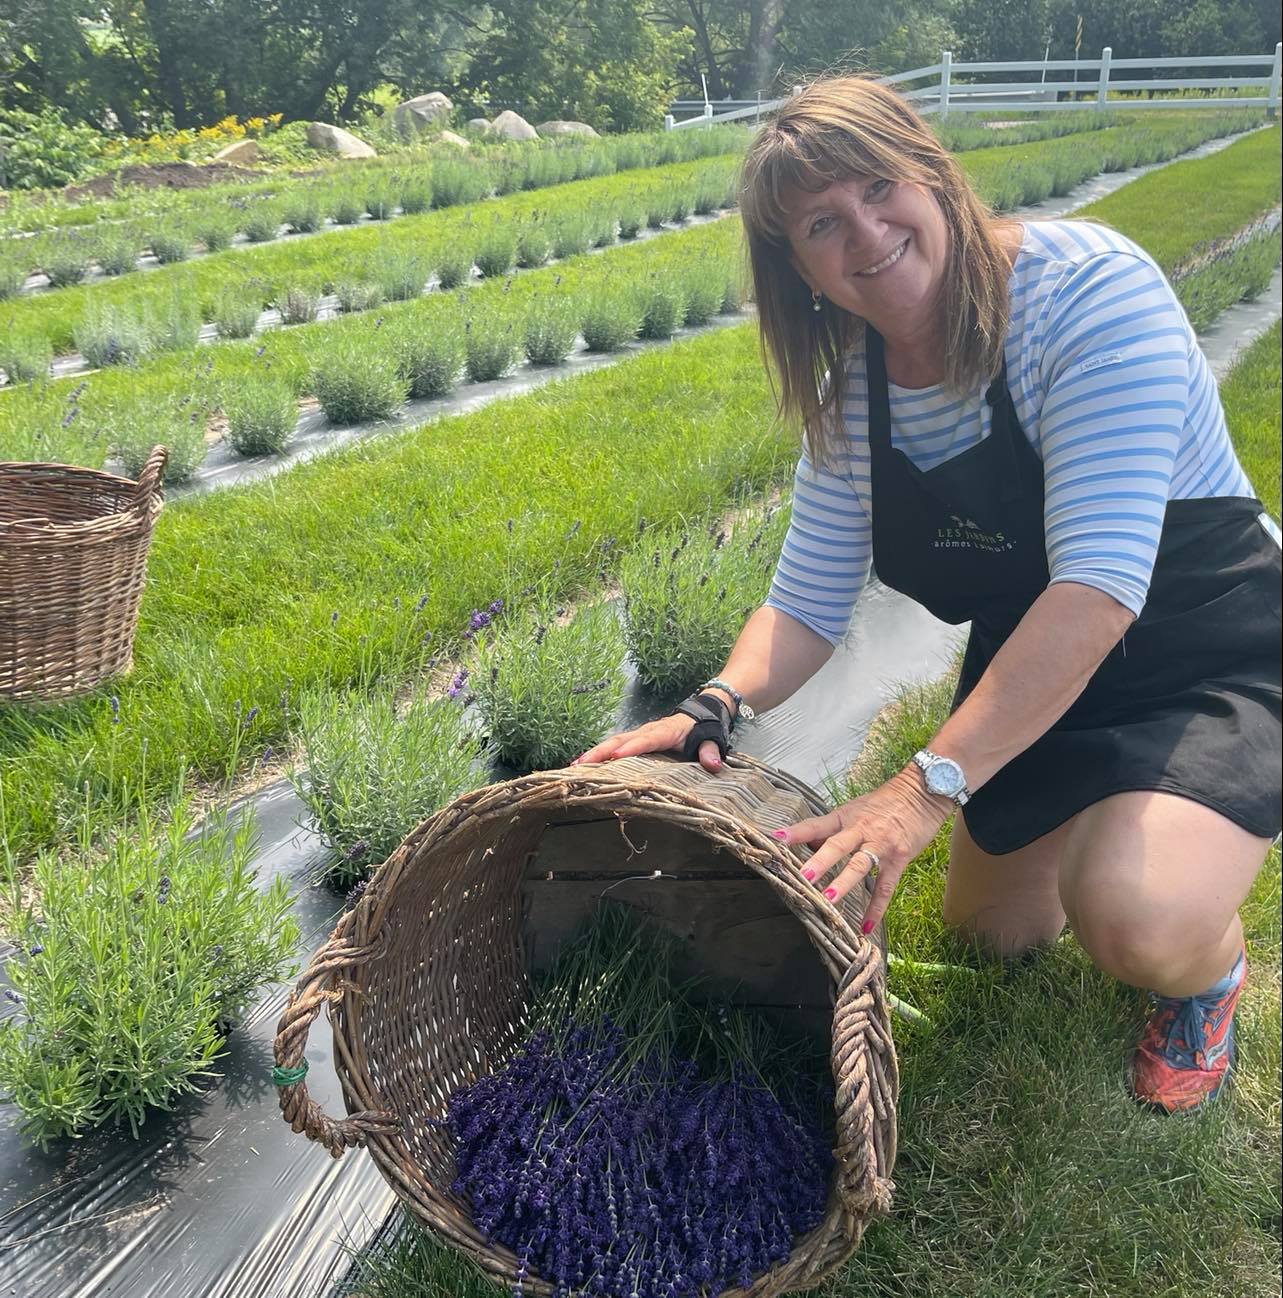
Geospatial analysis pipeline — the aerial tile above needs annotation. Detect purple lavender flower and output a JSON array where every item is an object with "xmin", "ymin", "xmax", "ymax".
[
  {"xmin": 109, "ymin": 695, "xmax": 120, "ymax": 724},
  {"xmin": 447, "ymin": 668, "xmax": 470, "ymax": 700},
  {"xmin": 469, "ymin": 609, "xmax": 492, "ymax": 632}
]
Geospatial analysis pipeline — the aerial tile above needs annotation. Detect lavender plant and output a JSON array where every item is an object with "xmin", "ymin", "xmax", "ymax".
[
  {"xmin": 0, "ymin": 792, "xmax": 299, "ymax": 1148},
  {"xmin": 463, "ymin": 316, "xmax": 522, "ymax": 383},
  {"xmin": 147, "ymin": 294, "xmax": 202, "ymax": 354},
  {"xmin": 283, "ymin": 197, "xmax": 325, "ymax": 234},
  {"xmin": 223, "ymin": 373, "xmax": 298, "ymax": 455},
  {"xmin": 365, "ymin": 186, "xmax": 397, "ymax": 221},
  {"xmin": 580, "ymin": 289, "xmax": 640, "ymax": 353},
  {"xmin": 515, "ymin": 223, "xmax": 553, "ymax": 269},
  {"xmin": 334, "ymin": 279, "xmax": 385, "ymax": 314},
  {"xmin": 0, "ymin": 255, "xmax": 28, "ymax": 299},
  {"xmin": 329, "ymin": 191, "xmax": 365, "ymax": 226},
  {"xmin": 431, "ymin": 161, "xmax": 490, "ymax": 208},
  {"xmin": 551, "ymin": 214, "xmax": 593, "ymax": 259},
  {"xmin": 637, "ymin": 276, "xmax": 685, "ymax": 341},
  {"xmin": 212, "ymin": 289, "xmax": 262, "ymax": 339},
  {"xmin": 148, "ymin": 224, "xmax": 193, "ymax": 264},
  {"xmin": 474, "ymin": 227, "xmax": 517, "ymax": 278},
  {"xmin": 616, "ymin": 202, "xmax": 645, "ymax": 240},
  {"xmin": 42, "ymin": 237, "xmax": 93, "ymax": 287},
  {"xmin": 74, "ymin": 305, "xmax": 152, "ymax": 367},
  {"xmin": 435, "ymin": 244, "xmax": 474, "ymax": 290},
  {"xmin": 95, "ymin": 229, "xmax": 144, "ymax": 276},
  {"xmin": 392, "ymin": 315, "xmax": 465, "ymax": 399},
  {"xmin": 523, "ymin": 298, "xmax": 579, "ymax": 366},
  {"xmin": 680, "ymin": 264, "xmax": 726, "ymax": 327},
  {"xmin": 241, "ymin": 202, "xmax": 283, "ymax": 243},
  {"xmin": 619, "ymin": 502, "xmax": 789, "ymax": 692},
  {"xmin": 310, "ymin": 339, "xmax": 409, "ymax": 424},
  {"xmin": 376, "ymin": 252, "xmax": 427, "ymax": 302},
  {"xmin": 273, "ymin": 284, "xmax": 322, "ymax": 325},
  {"xmin": 289, "ymin": 683, "xmax": 488, "ymax": 884},
  {"xmin": 109, "ymin": 390, "xmax": 211, "ymax": 483},
  {"xmin": 397, "ymin": 180, "xmax": 433, "ymax": 214},
  {"xmin": 195, "ymin": 213, "xmax": 238, "ymax": 253},
  {"xmin": 0, "ymin": 332, "xmax": 53, "ymax": 385},
  {"xmin": 467, "ymin": 596, "xmax": 625, "ymax": 771}
]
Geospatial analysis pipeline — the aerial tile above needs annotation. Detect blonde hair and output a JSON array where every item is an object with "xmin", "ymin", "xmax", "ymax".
[{"xmin": 739, "ymin": 75, "xmax": 1013, "ymax": 470}]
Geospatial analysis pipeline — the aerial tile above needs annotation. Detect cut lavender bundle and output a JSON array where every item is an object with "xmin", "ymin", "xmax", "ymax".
[{"xmin": 446, "ymin": 906, "xmax": 834, "ymax": 1298}]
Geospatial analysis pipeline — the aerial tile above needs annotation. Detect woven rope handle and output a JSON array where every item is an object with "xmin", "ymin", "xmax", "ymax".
[
  {"xmin": 132, "ymin": 445, "xmax": 168, "ymax": 507},
  {"xmin": 830, "ymin": 948, "xmax": 896, "ymax": 1220},
  {"xmin": 272, "ymin": 935, "xmax": 399, "ymax": 1159}
]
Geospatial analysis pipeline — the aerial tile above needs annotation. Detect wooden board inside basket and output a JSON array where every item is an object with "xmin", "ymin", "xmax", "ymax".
[{"xmin": 519, "ymin": 813, "xmax": 833, "ymax": 1037}]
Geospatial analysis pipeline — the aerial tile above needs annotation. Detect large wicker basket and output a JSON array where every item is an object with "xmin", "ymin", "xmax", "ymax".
[
  {"xmin": 0, "ymin": 446, "xmax": 167, "ymax": 702},
  {"xmin": 274, "ymin": 753, "xmax": 899, "ymax": 1296}
]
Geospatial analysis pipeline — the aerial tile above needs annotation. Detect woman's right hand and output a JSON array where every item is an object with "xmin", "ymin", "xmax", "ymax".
[{"xmin": 571, "ymin": 713, "xmax": 727, "ymax": 773}]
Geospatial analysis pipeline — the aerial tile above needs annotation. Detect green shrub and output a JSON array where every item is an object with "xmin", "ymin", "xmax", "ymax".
[
  {"xmin": 223, "ymin": 374, "xmax": 298, "ymax": 455},
  {"xmin": 148, "ymin": 225, "xmax": 192, "ymax": 265},
  {"xmin": 283, "ymin": 198, "xmax": 325, "ymax": 234},
  {"xmin": 468, "ymin": 597, "xmax": 626, "ymax": 772},
  {"xmin": 0, "ymin": 795, "xmax": 298, "ymax": 1146},
  {"xmin": 274, "ymin": 284, "xmax": 321, "ymax": 325},
  {"xmin": 311, "ymin": 341, "xmax": 409, "ymax": 424},
  {"xmin": 435, "ymin": 245, "xmax": 474, "ymax": 290},
  {"xmin": 721, "ymin": 271, "xmax": 746, "ymax": 313},
  {"xmin": 289, "ymin": 684, "xmax": 487, "ymax": 885},
  {"xmin": 580, "ymin": 290, "xmax": 640, "ymax": 352},
  {"xmin": 74, "ymin": 306, "xmax": 151, "ymax": 367},
  {"xmin": 692, "ymin": 180, "xmax": 723, "ymax": 216},
  {"xmin": 329, "ymin": 191, "xmax": 365, "ymax": 225},
  {"xmin": 681, "ymin": 265, "xmax": 726, "ymax": 326},
  {"xmin": 212, "ymin": 290, "xmax": 262, "ymax": 340},
  {"xmin": 334, "ymin": 280, "xmax": 385, "ymax": 314},
  {"xmin": 42, "ymin": 239, "xmax": 93, "ymax": 288},
  {"xmin": 637, "ymin": 276, "xmax": 685, "ymax": 340},
  {"xmin": 551, "ymin": 215, "xmax": 593, "ymax": 259},
  {"xmin": 0, "ymin": 333, "xmax": 53, "ymax": 385},
  {"xmin": 0, "ymin": 256, "xmax": 28, "ymax": 300},
  {"xmin": 0, "ymin": 106, "xmax": 102, "ymax": 190},
  {"xmin": 524, "ymin": 299, "xmax": 579, "ymax": 365},
  {"xmin": 618, "ymin": 503, "xmax": 788, "ymax": 692},
  {"xmin": 516, "ymin": 224, "xmax": 553, "ymax": 269},
  {"xmin": 1175, "ymin": 228, "xmax": 1282, "ymax": 332},
  {"xmin": 398, "ymin": 181, "xmax": 433, "ymax": 214},
  {"xmin": 464, "ymin": 316, "xmax": 522, "ymax": 382},
  {"xmin": 617, "ymin": 203, "xmax": 645, "ymax": 240},
  {"xmin": 474, "ymin": 228, "xmax": 517, "ymax": 278},
  {"xmin": 108, "ymin": 390, "xmax": 210, "ymax": 483},
  {"xmin": 194, "ymin": 214, "xmax": 238, "ymax": 253},
  {"xmin": 669, "ymin": 192, "xmax": 691, "ymax": 223},
  {"xmin": 148, "ymin": 295, "xmax": 202, "ymax": 354},
  {"xmin": 366, "ymin": 186, "xmax": 397, "ymax": 221},
  {"xmin": 241, "ymin": 203, "xmax": 283, "ymax": 243},
  {"xmin": 588, "ymin": 209, "xmax": 617, "ymax": 248},
  {"xmin": 646, "ymin": 200, "xmax": 669, "ymax": 230},
  {"xmin": 431, "ymin": 161, "xmax": 490, "ymax": 208},
  {"xmin": 393, "ymin": 317, "xmax": 465, "ymax": 398},
  {"xmin": 95, "ymin": 230, "xmax": 143, "ymax": 277},
  {"xmin": 376, "ymin": 252, "xmax": 427, "ymax": 302}
]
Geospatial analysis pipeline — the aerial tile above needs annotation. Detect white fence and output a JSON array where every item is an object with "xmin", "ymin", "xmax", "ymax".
[{"xmin": 666, "ymin": 44, "xmax": 1283, "ymax": 127}]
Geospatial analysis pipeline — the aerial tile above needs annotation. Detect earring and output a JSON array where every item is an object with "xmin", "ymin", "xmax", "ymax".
[{"xmin": 811, "ymin": 289, "xmax": 823, "ymax": 312}]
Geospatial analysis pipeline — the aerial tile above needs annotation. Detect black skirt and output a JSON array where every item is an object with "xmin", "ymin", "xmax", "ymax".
[{"xmin": 955, "ymin": 497, "xmax": 1283, "ymax": 854}]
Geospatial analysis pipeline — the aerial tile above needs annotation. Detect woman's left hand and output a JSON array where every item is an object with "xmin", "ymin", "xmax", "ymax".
[{"xmin": 773, "ymin": 766, "xmax": 954, "ymax": 934}]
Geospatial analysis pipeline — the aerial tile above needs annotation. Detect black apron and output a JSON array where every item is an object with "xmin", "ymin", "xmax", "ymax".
[{"xmin": 865, "ymin": 328, "xmax": 1283, "ymax": 854}]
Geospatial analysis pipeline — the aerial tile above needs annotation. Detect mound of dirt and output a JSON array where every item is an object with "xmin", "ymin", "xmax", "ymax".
[{"xmin": 62, "ymin": 160, "xmax": 264, "ymax": 200}]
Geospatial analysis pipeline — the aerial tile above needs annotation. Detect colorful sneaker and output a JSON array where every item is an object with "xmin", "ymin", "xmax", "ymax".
[{"xmin": 1130, "ymin": 948, "xmax": 1246, "ymax": 1113}]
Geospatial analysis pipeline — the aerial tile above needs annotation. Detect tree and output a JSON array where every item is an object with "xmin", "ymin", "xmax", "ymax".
[{"xmin": 465, "ymin": 0, "xmax": 692, "ymax": 130}]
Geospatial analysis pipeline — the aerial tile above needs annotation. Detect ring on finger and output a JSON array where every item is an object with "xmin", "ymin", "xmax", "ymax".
[{"xmin": 856, "ymin": 848, "xmax": 880, "ymax": 871}]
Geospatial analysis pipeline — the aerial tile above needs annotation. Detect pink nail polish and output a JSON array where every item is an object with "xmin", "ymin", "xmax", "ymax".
[
  {"xmin": 824, "ymin": 887, "xmax": 838, "ymax": 901},
  {"xmin": 771, "ymin": 829, "xmax": 787, "ymax": 841},
  {"xmin": 802, "ymin": 868, "xmax": 816, "ymax": 882},
  {"xmin": 861, "ymin": 919, "xmax": 874, "ymax": 935}
]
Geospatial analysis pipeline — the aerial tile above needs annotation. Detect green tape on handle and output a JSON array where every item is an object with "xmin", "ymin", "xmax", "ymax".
[{"xmin": 272, "ymin": 1061, "xmax": 309, "ymax": 1086}]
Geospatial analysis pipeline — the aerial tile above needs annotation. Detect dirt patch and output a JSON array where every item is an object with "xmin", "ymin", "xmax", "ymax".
[{"xmin": 61, "ymin": 161, "xmax": 264, "ymax": 201}]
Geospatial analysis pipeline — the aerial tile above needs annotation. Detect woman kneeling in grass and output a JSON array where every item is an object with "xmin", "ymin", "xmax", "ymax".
[{"xmin": 577, "ymin": 76, "xmax": 1282, "ymax": 1114}]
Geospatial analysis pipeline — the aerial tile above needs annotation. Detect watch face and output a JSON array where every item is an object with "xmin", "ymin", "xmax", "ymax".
[{"xmin": 925, "ymin": 758, "xmax": 965, "ymax": 798}]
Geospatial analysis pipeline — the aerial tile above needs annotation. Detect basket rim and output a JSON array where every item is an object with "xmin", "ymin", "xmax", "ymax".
[{"xmin": 0, "ymin": 458, "xmax": 161, "ymax": 537}]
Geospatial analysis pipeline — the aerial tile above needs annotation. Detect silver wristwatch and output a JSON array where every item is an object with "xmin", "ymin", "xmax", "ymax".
[{"xmin": 911, "ymin": 749, "xmax": 970, "ymax": 806}]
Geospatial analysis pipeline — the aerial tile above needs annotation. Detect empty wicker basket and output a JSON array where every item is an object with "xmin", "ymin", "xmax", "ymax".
[
  {"xmin": 0, "ymin": 446, "xmax": 167, "ymax": 702},
  {"xmin": 276, "ymin": 752, "xmax": 899, "ymax": 1295}
]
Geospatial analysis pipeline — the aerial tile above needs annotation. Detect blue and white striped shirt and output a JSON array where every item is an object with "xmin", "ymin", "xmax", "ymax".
[{"xmin": 765, "ymin": 219, "xmax": 1256, "ymax": 645}]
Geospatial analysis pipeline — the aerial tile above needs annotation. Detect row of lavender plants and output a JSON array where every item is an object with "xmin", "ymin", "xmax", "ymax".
[{"xmin": 0, "ymin": 215, "xmax": 747, "ymax": 480}]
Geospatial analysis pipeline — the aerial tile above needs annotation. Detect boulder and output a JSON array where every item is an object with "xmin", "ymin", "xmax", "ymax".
[
  {"xmin": 490, "ymin": 110, "xmax": 537, "ymax": 141},
  {"xmin": 438, "ymin": 130, "xmax": 471, "ymax": 150},
  {"xmin": 393, "ymin": 92, "xmax": 454, "ymax": 135},
  {"xmin": 213, "ymin": 138, "xmax": 259, "ymax": 164},
  {"xmin": 536, "ymin": 120, "xmax": 598, "ymax": 138},
  {"xmin": 465, "ymin": 118, "xmax": 494, "ymax": 135},
  {"xmin": 305, "ymin": 122, "xmax": 377, "ymax": 159}
]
